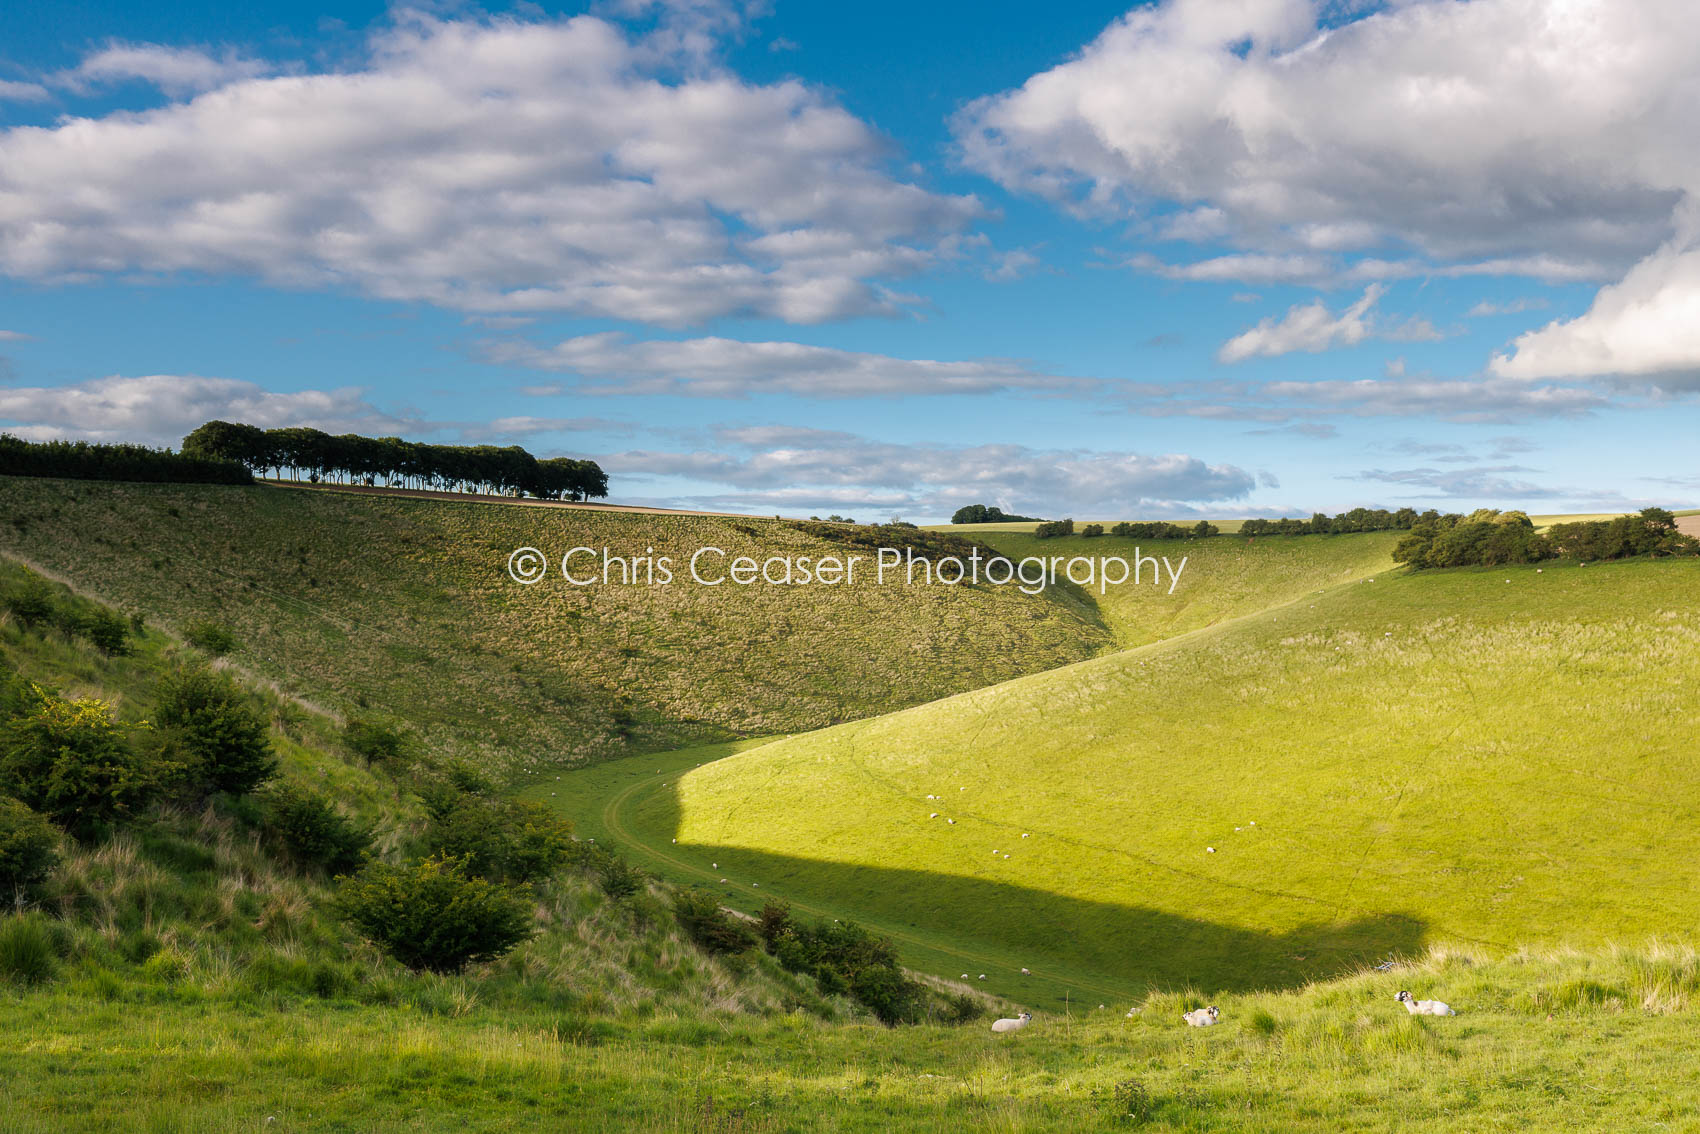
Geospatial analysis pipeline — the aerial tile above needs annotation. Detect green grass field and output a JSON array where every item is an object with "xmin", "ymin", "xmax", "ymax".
[
  {"xmin": 9, "ymin": 941, "xmax": 1700, "ymax": 1131},
  {"xmin": 8, "ymin": 482, "xmax": 1700, "ymax": 1130},
  {"xmin": 0, "ymin": 477, "xmax": 1109, "ymax": 776},
  {"xmin": 574, "ymin": 557, "xmax": 1700, "ymax": 1010}
]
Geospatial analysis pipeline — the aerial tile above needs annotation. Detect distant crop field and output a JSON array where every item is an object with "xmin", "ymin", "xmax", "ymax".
[{"xmin": 641, "ymin": 558, "xmax": 1700, "ymax": 1002}]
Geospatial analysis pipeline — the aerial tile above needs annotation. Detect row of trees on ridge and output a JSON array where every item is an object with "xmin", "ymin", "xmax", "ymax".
[{"xmin": 181, "ymin": 421, "xmax": 608, "ymax": 500}]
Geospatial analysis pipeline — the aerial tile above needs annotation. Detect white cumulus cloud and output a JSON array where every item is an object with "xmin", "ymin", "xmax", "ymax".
[
  {"xmin": 0, "ymin": 13, "xmax": 979, "ymax": 326},
  {"xmin": 0, "ymin": 375, "xmax": 413, "ymax": 445}
]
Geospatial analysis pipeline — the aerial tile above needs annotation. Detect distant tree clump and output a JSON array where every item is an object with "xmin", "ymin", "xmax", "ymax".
[
  {"xmin": 0, "ymin": 433, "xmax": 252, "ymax": 486},
  {"xmin": 1545, "ymin": 508, "xmax": 1697, "ymax": 562},
  {"xmin": 1080, "ymin": 523, "xmax": 1105, "ymax": 538},
  {"xmin": 152, "ymin": 667, "xmax": 278, "ymax": 797},
  {"xmin": 951, "ymin": 504, "xmax": 1044, "ymax": 524},
  {"xmin": 335, "ymin": 854, "xmax": 534, "ymax": 974},
  {"xmin": 1241, "ymin": 507, "xmax": 1421, "ymax": 537},
  {"xmin": 1109, "ymin": 521, "xmax": 1218, "ymax": 540},
  {"xmin": 1032, "ymin": 519, "xmax": 1075, "ymax": 539},
  {"xmin": 182, "ymin": 421, "xmax": 607, "ymax": 501},
  {"xmin": 1392, "ymin": 507, "xmax": 1696, "ymax": 569}
]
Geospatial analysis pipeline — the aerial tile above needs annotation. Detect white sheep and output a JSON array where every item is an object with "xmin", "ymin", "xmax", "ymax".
[
  {"xmin": 1395, "ymin": 990, "xmax": 1455, "ymax": 1016},
  {"xmin": 1020, "ymin": 967, "xmax": 1031, "ymax": 974},
  {"xmin": 947, "ymin": 819, "xmax": 956, "ymax": 825},
  {"xmin": 990, "ymin": 1012, "xmax": 1031, "ymax": 1034},
  {"xmin": 930, "ymin": 813, "xmax": 938, "ymax": 819},
  {"xmin": 1182, "ymin": 1006, "xmax": 1220, "ymax": 1027},
  {"xmin": 978, "ymin": 974, "xmax": 987, "ymax": 980}
]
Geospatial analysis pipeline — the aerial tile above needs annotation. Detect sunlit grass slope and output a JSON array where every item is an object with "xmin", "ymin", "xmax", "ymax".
[
  {"xmin": 0, "ymin": 478, "xmax": 1108, "ymax": 774},
  {"xmin": 667, "ymin": 558, "xmax": 1700, "ymax": 999},
  {"xmin": 971, "ymin": 528, "xmax": 1400, "ymax": 646}
]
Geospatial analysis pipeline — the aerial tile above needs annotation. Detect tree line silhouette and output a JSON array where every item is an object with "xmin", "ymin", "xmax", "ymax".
[{"xmin": 182, "ymin": 421, "xmax": 608, "ymax": 500}]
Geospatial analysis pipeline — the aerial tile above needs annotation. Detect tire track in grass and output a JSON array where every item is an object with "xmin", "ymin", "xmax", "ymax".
[{"xmin": 598, "ymin": 764, "xmax": 1135, "ymax": 1006}]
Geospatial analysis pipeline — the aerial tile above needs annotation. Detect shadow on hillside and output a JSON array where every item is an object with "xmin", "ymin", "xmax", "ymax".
[{"xmin": 629, "ymin": 787, "xmax": 1426, "ymax": 997}]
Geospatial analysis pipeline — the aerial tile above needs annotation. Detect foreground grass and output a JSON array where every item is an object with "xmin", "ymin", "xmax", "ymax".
[
  {"xmin": 0, "ymin": 477, "xmax": 1108, "ymax": 775},
  {"xmin": 6, "ymin": 943, "xmax": 1700, "ymax": 1131},
  {"xmin": 657, "ymin": 559, "xmax": 1700, "ymax": 1003}
]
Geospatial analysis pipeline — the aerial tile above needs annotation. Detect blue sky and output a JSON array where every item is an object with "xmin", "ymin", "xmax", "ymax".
[{"xmin": 2, "ymin": 0, "xmax": 1696, "ymax": 521}]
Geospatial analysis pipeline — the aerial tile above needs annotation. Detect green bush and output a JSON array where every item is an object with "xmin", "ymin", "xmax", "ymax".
[
  {"xmin": 0, "ymin": 579, "xmax": 56, "ymax": 629},
  {"xmin": 755, "ymin": 905, "xmax": 922, "ymax": 1023},
  {"xmin": 344, "ymin": 717, "xmax": 411, "ymax": 768},
  {"xmin": 0, "ymin": 912, "xmax": 61, "ymax": 985},
  {"xmin": 78, "ymin": 608, "xmax": 131, "ymax": 655},
  {"xmin": 335, "ymin": 854, "xmax": 534, "ymax": 974},
  {"xmin": 0, "ymin": 796, "xmax": 60, "ymax": 898},
  {"xmin": 672, "ymin": 888, "xmax": 757, "ymax": 956},
  {"xmin": 1080, "ymin": 523, "xmax": 1105, "ymax": 538},
  {"xmin": 182, "ymin": 621, "xmax": 238, "ymax": 656},
  {"xmin": 0, "ymin": 692, "xmax": 167, "ymax": 838},
  {"xmin": 262, "ymin": 783, "xmax": 373, "ymax": 875},
  {"xmin": 153, "ymin": 666, "xmax": 277, "ymax": 796},
  {"xmin": 1033, "ymin": 518, "xmax": 1075, "ymax": 539},
  {"xmin": 422, "ymin": 790, "xmax": 572, "ymax": 883}
]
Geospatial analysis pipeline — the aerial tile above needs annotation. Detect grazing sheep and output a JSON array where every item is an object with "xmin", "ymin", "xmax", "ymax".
[
  {"xmin": 1021, "ymin": 833, "xmax": 1030, "ymax": 838},
  {"xmin": 947, "ymin": 819, "xmax": 956, "ymax": 825},
  {"xmin": 1020, "ymin": 967, "xmax": 1031, "ymax": 974},
  {"xmin": 978, "ymin": 974, "xmax": 987, "ymax": 980},
  {"xmin": 1182, "ymin": 1006, "xmax": 1220, "ymax": 1027},
  {"xmin": 1206, "ymin": 847, "xmax": 1216, "ymax": 853},
  {"xmin": 990, "ymin": 1012, "xmax": 1031, "ymax": 1034},
  {"xmin": 930, "ymin": 813, "xmax": 938, "ymax": 819},
  {"xmin": 1395, "ymin": 991, "xmax": 1454, "ymax": 1016}
]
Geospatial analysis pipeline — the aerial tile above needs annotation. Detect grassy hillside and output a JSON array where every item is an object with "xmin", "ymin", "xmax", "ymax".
[
  {"xmin": 971, "ymin": 528, "xmax": 1399, "ymax": 647},
  {"xmin": 0, "ymin": 478, "xmax": 1110, "ymax": 775},
  {"xmin": 644, "ymin": 558, "xmax": 1700, "ymax": 1004},
  {"xmin": 9, "ymin": 941, "xmax": 1700, "ymax": 1131}
]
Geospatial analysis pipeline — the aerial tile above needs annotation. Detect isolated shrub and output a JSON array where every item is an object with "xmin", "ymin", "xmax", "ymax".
[
  {"xmin": 77, "ymin": 608, "xmax": 131, "ymax": 656},
  {"xmin": 0, "ymin": 796, "xmax": 59, "ymax": 899},
  {"xmin": 673, "ymin": 888, "xmax": 757, "ymax": 955},
  {"xmin": 755, "ymin": 905, "xmax": 922, "ymax": 1023},
  {"xmin": 0, "ymin": 693, "xmax": 166, "ymax": 837},
  {"xmin": 422, "ymin": 792, "xmax": 572, "ymax": 883},
  {"xmin": 335, "ymin": 854, "xmax": 534, "ymax": 974},
  {"xmin": 849, "ymin": 963, "xmax": 925, "ymax": 1025},
  {"xmin": 263, "ymin": 783, "xmax": 372, "ymax": 875},
  {"xmin": 0, "ymin": 580, "xmax": 56, "ymax": 628},
  {"xmin": 153, "ymin": 666, "xmax": 277, "ymax": 796},
  {"xmin": 938, "ymin": 990, "xmax": 986, "ymax": 1024},
  {"xmin": 596, "ymin": 854, "xmax": 645, "ymax": 900},
  {"xmin": 757, "ymin": 900, "xmax": 792, "ymax": 948},
  {"xmin": 344, "ymin": 717, "xmax": 411, "ymax": 768},
  {"xmin": 182, "ymin": 621, "xmax": 238, "ymax": 656},
  {"xmin": 1080, "ymin": 523, "xmax": 1105, "ymax": 538}
]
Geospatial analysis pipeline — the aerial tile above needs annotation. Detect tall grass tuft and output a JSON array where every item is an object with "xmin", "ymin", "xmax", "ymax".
[{"xmin": 0, "ymin": 912, "xmax": 62, "ymax": 985}]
